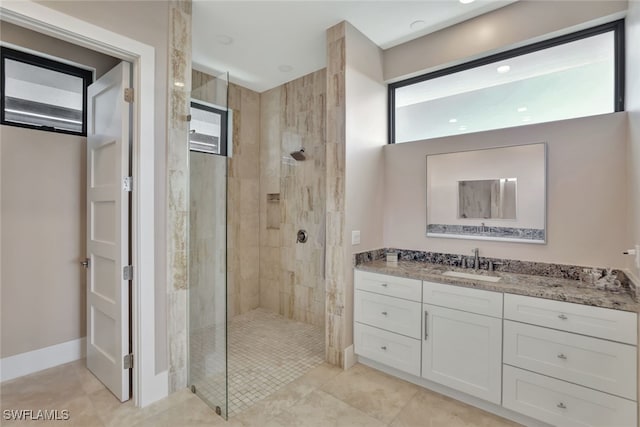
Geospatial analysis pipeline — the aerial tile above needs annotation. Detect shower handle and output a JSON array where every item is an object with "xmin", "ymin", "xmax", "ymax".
[{"xmin": 297, "ymin": 230, "xmax": 308, "ymax": 244}]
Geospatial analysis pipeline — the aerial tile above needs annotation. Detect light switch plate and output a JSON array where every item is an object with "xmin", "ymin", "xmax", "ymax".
[{"xmin": 352, "ymin": 230, "xmax": 361, "ymax": 245}]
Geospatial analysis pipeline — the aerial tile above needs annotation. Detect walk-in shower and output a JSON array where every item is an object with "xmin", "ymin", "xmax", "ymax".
[{"xmin": 188, "ymin": 69, "xmax": 327, "ymax": 420}]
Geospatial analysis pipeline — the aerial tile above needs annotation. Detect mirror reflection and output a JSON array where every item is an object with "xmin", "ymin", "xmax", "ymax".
[
  {"xmin": 458, "ymin": 178, "xmax": 517, "ymax": 220},
  {"xmin": 426, "ymin": 143, "xmax": 546, "ymax": 243}
]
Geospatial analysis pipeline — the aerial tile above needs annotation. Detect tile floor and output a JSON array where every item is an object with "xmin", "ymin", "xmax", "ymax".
[
  {"xmin": 190, "ymin": 308, "xmax": 325, "ymax": 417},
  {"xmin": 0, "ymin": 360, "xmax": 521, "ymax": 426}
]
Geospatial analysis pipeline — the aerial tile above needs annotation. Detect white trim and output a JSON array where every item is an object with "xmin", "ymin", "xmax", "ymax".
[
  {"xmin": 0, "ymin": 1, "xmax": 167, "ymax": 407},
  {"xmin": 1, "ymin": 338, "xmax": 86, "ymax": 383}
]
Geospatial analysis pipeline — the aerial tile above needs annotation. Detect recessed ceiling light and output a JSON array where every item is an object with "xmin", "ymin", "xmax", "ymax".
[
  {"xmin": 517, "ymin": 107, "xmax": 527, "ymax": 112},
  {"xmin": 497, "ymin": 65, "xmax": 511, "ymax": 74},
  {"xmin": 460, "ymin": 0, "xmax": 475, "ymax": 4},
  {"xmin": 522, "ymin": 116, "xmax": 531, "ymax": 122},
  {"xmin": 410, "ymin": 20, "xmax": 426, "ymax": 30},
  {"xmin": 449, "ymin": 118, "xmax": 458, "ymax": 123},
  {"xmin": 278, "ymin": 65, "xmax": 293, "ymax": 72},
  {"xmin": 174, "ymin": 81, "xmax": 185, "ymax": 88},
  {"xmin": 216, "ymin": 35, "xmax": 234, "ymax": 45},
  {"xmin": 459, "ymin": 125, "xmax": 467, "ymax": 131}
]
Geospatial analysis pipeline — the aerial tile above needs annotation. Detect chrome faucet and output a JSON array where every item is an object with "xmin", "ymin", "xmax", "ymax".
[{"xmin": 472, "ymin": 248, "xmax": 479, "ymax": 269}]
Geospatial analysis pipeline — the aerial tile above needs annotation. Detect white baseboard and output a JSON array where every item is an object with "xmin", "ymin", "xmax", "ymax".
[{"xmin": 1, "ymin": 337, "xmax": 86, "ymax": 382}]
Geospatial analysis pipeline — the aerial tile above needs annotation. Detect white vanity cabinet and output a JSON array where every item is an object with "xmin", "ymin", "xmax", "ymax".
[
  {"xmin": 353, "ymin": 268, "xmax": 639, "ymax": 427},
  {"xmin": 353, "ymin": 270, "xmax": 422, "ymax": 376},
  {"xmin": 503, "ymin": 294, "xmax": 638, "ymax": 427},
  {"xmin": 421, "ymin": 282, "xmax": 503, "ymax": 405}
]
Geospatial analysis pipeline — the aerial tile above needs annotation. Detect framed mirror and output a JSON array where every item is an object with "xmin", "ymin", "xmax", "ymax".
[{"xmin": 426, "ymin": 143, "xmax": 546, "ymax": 243}]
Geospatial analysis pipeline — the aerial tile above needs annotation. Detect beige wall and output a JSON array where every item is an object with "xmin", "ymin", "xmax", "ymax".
[
  {"xmin": 259, "ymin": 69, "xmax": 326, "ymax": 327},
  {"xmin": 36, "ymin": 0, "xmax": 171, "ymax": 373},
  {"xmin": 384, "ymin": 113, "xmax": 628, "ymax": 268},
  {"xmin": 344, "ymin": 23, "xmax": 386, "ymax": 351},
  {"xmin": 0, "ymin": 21, "xmax": 120, "ymax": 78},
  {"xmin": 627, "ymin": 1, "xmax": 640, "ymax": 284},
  {"xmin": 384, "ymin": 0, "xmax": 627, "ymax": 82},
  {"xmin": 1, "ymin": 126, "xmax": 86, "ymax": 357}
]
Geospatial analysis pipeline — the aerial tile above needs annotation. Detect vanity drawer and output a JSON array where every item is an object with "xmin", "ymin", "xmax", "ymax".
[
  {"xmin": 354, "ymin": 270, "xmax": 422, "ymax": 302},
  {"xmin": 422, "ymin": 281, "xmax": 503, "ymax": 318},
  {"xmin": 504, "ymin": 320, "xmax": 637, "ymax": 400},
  {"xmin": 504, "ymin": 294, "xmax": 637, "ymax": 344},
  {"xmin": 503, "ymin": 365, "xmax": 637, "ymax": 427},
  {"xmin": 354, "ymin": 290, "xmax": 421, "ymax": 339},
  {"xmin": 354, "ymin": 322, "xmax": 421, "ymax": 377}
]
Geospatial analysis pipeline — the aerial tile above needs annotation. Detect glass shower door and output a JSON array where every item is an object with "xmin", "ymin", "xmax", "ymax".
[{"xmin": 188, "ymin": 72, "xmax": 229, "ymax": 418}]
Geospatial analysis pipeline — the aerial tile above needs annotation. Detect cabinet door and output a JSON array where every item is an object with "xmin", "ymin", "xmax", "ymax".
[{"xmin": 422, "ymin": 304, "xmax": 502, "ymax": 404}]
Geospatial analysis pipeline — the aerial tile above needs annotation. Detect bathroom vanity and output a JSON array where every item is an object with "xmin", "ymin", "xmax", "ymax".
[{"xmin": 353, "ymin": 260, "xmax": 639, "ymax": 427}]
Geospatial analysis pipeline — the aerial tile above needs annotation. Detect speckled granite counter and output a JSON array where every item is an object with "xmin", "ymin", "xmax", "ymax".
[{"xmin": 355, "ymin": 259, "xmax": 639, "ymax": 313}]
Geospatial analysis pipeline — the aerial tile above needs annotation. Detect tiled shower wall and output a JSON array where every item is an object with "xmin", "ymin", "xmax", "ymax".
[
  {"xmin": 259, "ymin": 70, "xmax": 327, "ymax": 327},
  {"xmin": 167, "ymin": 0, "xmax": 192, "ymax": 392},
  {"xmin": 191, "ymin": 70, "xmax": 261, "ymax": 318}
]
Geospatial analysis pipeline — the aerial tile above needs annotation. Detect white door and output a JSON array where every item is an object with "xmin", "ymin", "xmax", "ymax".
[
  {"xmin": 86, "ymin": 62, "xmax": 131, "ymax": 402},
  {"xmin": 422, "ymin": 304, "xmax": 502, "ymax": 404}
]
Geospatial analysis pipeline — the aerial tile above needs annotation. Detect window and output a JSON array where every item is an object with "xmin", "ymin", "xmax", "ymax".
[
  {"xmin": 1, "ymin": 47, "xmax": 93, "ymax": 135},
  {"xmin": 189, "ymin": 101, "xmax": 227, "ymax": 156},
  {"xmin": 389, "ymin": 20, "xmax": 624, "ymax": 144}
]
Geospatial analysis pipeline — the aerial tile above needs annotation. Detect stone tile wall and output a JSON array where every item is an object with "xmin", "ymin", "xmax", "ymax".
[
  {"xmin": 167, "ymin": 0, "xmax": 192, "ymax": 393},
  {"xmin": 324, "ymin": 22, "xmax": 347, "ymax": 367},
  {"xmin": 191, "ymin": 70, "xmax": 261, "ymax": 318},
  {"xmin": 259, "ymin": 70, "xmax": 327, "ymax": 327}
]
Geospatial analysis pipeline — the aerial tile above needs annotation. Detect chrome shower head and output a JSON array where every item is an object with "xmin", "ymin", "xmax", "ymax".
[{"xmin": 290, "ymin": 148, "xmax": 306, "ymax": 161}]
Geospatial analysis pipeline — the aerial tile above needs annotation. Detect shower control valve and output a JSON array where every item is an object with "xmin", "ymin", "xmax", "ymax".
[{"xmin": 297, "ymin": 230, "xmax": 308, "ymax": 244}]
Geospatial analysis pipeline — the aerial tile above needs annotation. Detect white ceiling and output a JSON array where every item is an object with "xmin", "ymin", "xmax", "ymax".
[{"xmin": 192, "ymin": 0, "xmax": 517, "ymax": 93}]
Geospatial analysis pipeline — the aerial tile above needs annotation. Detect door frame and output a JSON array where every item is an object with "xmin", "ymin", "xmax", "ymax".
[{"xmin": 0, "ymin": 1, "xmax": 167, "ymax": 407}]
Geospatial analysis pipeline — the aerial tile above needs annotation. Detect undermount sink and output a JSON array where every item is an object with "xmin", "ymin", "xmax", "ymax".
[{"xmin": 441, "ymin": 271, "xmax": 502, "ymax": 283}]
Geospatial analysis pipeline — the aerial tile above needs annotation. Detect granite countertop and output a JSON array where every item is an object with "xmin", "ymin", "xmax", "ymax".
[{"xmin": 355, "ymin": 259, "xmax": 639, "ymax": 313}]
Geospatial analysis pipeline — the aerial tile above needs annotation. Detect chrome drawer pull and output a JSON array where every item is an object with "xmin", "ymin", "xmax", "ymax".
[
  {"xmin": 381, "ymin": 283, "xmax": 388, "ymax": 287},
  {"xmin": 558, "ymin": 314, "xmax": 568, "ymax": 320},
  {"xmin": 424, "ymin": 311, "xmax": 429, "ymax": 340},
  {"xmin": 557, "ymin": 402, "xmax": 567, "ymax": 409},
  {"xmin": 380, "ymin": 346, "xmax": 387, "ymax": 350},
  {"xmin": 381, "ymin": 311, "xmax": 388, "ymax": 316},
  {"xmin": 557, "ymin": 353, "xmax": 567, "ymax": 360}
]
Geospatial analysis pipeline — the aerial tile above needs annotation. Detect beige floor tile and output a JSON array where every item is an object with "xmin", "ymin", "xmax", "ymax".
[
  {"xmin": 1, "ymin": 362, "xmax": 85, "ymax": 411},
  {"xmin": 0, "ymin": 395, "xmax": 103, "ymax": 427},
  {"xmin": 70, "ymin": 360, "xmax": 107, "ymax": 395},
  {"xmin": 390, "ymin": 388, "xmax": 523, "ymax": 427},
  {"xmin": 88, "ymin": 387, "xmax": 194, "ymax": 427},
  {"xmin": 130, "ymin": 394, "xmax": 226, "ymax": 427},
  {"xmin": 320, "ymin": 363, "xmax": 419, "ymax": 424},
  {"xmin": 233, "ymin": 362, "xmax": 343, "ymax": 423},
  {"xmin": 267, "ymin": 390, "xmax": 387, "ymax": 427}
]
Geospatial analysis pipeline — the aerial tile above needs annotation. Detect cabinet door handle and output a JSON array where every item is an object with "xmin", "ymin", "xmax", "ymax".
[
  {"xmin": 558, "ymin": 314, "xmax": 568, "ymax": 320},
  {"xmin": 381, "ymin": 311, "xmax": 388, "ymax": 316},
  {"xmin": 424, "ymin": 311, "xmax": 429, "ymax": 340},
  {"xmin": 557, "ymin": 353, "xmax": 567, "ymax": 360},
  {"xmin": 381, "ymin": 283, "xmax": 388, "ymax": 287},
  {"xmin": 380, "ymin": 345, "xmax": 387, "ymax": 351},
  {"xmin": 557, "ymin": 402, "xmax": 567, "ymax": 409}
]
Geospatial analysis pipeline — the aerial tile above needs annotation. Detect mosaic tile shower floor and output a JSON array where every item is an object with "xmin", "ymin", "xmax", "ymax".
[{"xmin": 189, "ymin": 308, "xmax": 325, "ymax": 418}]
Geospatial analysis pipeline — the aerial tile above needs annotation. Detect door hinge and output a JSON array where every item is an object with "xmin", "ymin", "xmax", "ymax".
[
  {"xmin": 123, "ymin": 353, "xmax": 133, "ymax": 369},
  {"xmin": 123, "ymin": 265, "xmax": 133, "ymax": 281},
  {"xmin": 123, "ymin": 176, "xmax": 133, "ymax": 192},
  {"xmin": 124, "ymin": 88, "xmax": 134, "ymax": 103}
]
